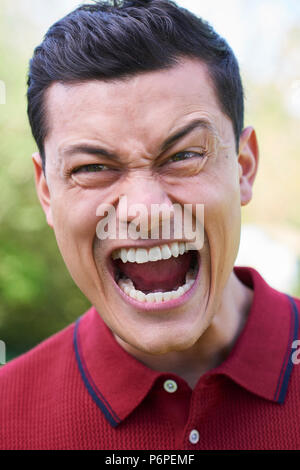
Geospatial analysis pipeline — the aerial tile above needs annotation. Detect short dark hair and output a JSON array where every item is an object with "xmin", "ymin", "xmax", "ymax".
[{"xmin": 27, "ymin": 0, "xmax": 244, "ymax": 173}]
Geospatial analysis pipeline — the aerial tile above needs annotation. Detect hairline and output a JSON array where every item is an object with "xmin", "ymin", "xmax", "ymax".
[{"xmin": 41, "ymin": 56, "xmax": 238, "ymax": 172}]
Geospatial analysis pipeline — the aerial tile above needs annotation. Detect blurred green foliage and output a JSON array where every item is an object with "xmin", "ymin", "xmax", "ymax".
[{"xmin": 0, "ymin": 3, "xmax": 90, "ymax": 361}]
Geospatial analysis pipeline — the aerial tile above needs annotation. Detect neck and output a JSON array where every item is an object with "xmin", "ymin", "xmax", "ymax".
[{"xmin": 117, "ymin": 271, "xmax": 254, "ymax": 389}]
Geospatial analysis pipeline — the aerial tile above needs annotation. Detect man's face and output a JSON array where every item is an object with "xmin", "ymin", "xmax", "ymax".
[{"xmin": 35, "ymin": 58, "xmax": 256, "ymax": 356}]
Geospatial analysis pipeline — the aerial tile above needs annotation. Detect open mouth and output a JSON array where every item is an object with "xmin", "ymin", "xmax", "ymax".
[{"xmin": 110, "ymin": 242, "xmax": 199, "ymax": 304}]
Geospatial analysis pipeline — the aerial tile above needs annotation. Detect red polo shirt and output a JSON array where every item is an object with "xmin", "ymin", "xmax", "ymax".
[{"xmin": 0, "ymin": 266, "xmax": 299, "ymax": 450}]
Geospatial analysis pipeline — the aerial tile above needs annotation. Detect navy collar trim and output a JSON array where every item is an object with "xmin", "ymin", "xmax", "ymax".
[
  {"xmin": 274, "ymin": 294, "xmax": 299, "ymax": 404},
  {"xmin": 73, "ymin": 318, "xmax": 120, "ymax": 428}
]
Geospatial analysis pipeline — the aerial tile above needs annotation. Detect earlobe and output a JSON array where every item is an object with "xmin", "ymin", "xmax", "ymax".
[
  {"xmin": 238, "ymin": 126, "xmax": 259, "ymax": 206},
  {"xmin": 32, "ymin": 152, "xmax": 54, "ymax": 228}
]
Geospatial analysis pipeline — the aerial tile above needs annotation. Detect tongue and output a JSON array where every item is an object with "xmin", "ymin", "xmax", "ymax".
[{"xmin": 116, "ymin": 252, "xmax": 192, "ymax": 293}]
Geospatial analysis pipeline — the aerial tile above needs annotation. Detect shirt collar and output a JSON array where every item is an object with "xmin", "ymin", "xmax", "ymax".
[
  {"xmin": 73, "ymin": 303, "xmax": 161, "ymax": 427},
  {"xmin": 73, "ymin": 266, "xmax": 299, "ymax": 427},
  {"xmin": 215, "ymin": 267, "xmax": 299, "ymax": 404}
]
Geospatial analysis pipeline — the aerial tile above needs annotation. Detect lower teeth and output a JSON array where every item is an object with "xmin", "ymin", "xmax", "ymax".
[{"xmin": 117, "ymin": 268, "xmax": 197, "ymax": 303}]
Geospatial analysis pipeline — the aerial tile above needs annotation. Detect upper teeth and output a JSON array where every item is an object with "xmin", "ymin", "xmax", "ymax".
[{"xmin": 111, "ymin": 242, "xmax": 190, "ymax": 264}]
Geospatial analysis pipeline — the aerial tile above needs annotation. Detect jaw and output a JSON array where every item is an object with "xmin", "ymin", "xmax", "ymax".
[{"xmin": 87, "ymin": 236, "xmax": 215, "ymax": 356}]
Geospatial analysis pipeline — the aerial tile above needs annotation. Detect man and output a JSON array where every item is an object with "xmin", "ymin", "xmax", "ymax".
[{"xmin": 0, "ymin": 0, "xmax": 299, "ymax": 450}]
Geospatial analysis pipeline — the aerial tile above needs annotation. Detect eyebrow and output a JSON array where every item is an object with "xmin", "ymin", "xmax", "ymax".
[
  {"xmin": 61, "ymin": 144, "xmax": 120, "ymax": 161},
  {"xmin": 60, "ymin": 118, "xmax": 218, "ymax": 160},
  {"xmin": 160, "ymin": 118, "xmax": 218, "ymax": 153}
]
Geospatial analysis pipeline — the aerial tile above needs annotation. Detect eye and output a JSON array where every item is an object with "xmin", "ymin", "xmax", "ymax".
[
  {"xmin": 168, "ymin": 151, "xmax": 206, "ymax": 163},
  {"xmin": 72, "ymin": 163, "xmax": 109, "ymax": 174}
]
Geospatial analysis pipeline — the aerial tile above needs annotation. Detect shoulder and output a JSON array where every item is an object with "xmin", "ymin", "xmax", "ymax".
[
  {"xmin": 0, "ymin": 318, "xmax": 76, "ymax": 379},
  {"xmin": 287, "ymin": 293, "xmax": 300, "ymax": 312},
  {"xmin": 0, "ymin": 319, "xmax": 77, "ymax": 438},
  {"xmin": 0, "ymin": 307, "xmax": 112, "ymax": 449},
  {"xmin": 234, "ymin": 265, "xmax": 300, "ymax": 312}
]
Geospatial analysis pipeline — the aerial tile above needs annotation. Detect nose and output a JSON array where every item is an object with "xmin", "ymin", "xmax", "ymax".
[{"xmin": 116, "ymin": 171, "xmax": 175, "ymax": 239}]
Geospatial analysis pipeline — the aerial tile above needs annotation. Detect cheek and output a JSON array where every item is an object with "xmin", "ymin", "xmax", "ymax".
[
  {"xmin": 161, "ymin": 168, "xmax": 240, "ymax": 213},
  {"xmin": 164, "ymin": 167, "xmax": 241, "ymax": 256},
  {"xmin": 204, "ymin": 187, "xmax": 241, "ymax": 240},
  {"xmin": 50, "ymin": 192, "xmax": 100, "ymax": 255},
  {"xmin": 49, "ymin": 193, "xmax": 107, "ymax": 298},
  {"xmin": 204, "ymin": 181, "xmax": 241, "ymax": 286}
]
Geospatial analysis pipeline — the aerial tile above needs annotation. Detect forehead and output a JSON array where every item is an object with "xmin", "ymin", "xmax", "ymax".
[{"xmin": 44, "ymin": 58, "xmax": 232, "ymax": 151}]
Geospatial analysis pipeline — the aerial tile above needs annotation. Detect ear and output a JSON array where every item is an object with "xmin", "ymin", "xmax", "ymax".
[
  {"xmin": 32, "ymin": 152, "xmax": 54, "ymax": 228},
  {"xmin": 238, "ymin": 126, "xmax": 259, "ymax": 206}
]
